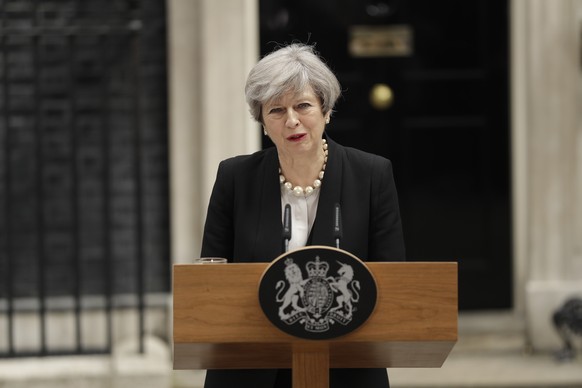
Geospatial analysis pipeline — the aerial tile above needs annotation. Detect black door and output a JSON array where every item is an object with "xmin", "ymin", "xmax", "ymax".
[{"xmin": 260, "ymin": 0, "xmax": 511, "ymax": 310}]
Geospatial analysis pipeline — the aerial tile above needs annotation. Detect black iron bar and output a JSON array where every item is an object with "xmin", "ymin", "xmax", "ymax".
[
  {"xmin": 100, "ymin": 32, "xmax": 114, "ymax": 354},
  {"xmin": 1, "ymin": 15, "xmax": 15, "ymax": 358},
  {"xmin": 0, "ymin": 26, "xmax": 137, "ymax": 37},
  {"xmin": 32, "ymin": 0, "xmax": 48, "ymax": 356},
  {"xmin": 130, "ymin": 26, "xmax": 146, "ymax": 355},
  {"xmin": 67, "ymin": 31, "xmax": 83, "ymax": 354}
]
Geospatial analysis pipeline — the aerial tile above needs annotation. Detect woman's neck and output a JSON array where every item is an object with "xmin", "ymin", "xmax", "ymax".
[{"xmin": 279, "ymin": 146, "xmax": 326, "ymax": 188}]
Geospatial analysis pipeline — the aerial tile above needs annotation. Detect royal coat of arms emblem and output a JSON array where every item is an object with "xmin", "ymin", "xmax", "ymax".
[{"xmin": 259, "ymin": 246, "xmax": 377, "ymax": 340}]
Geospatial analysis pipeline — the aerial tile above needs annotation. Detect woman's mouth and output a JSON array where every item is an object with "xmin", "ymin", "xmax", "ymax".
[{"xmin": 287, "ymin": 133, "xmax": 306, "ymax": 142}]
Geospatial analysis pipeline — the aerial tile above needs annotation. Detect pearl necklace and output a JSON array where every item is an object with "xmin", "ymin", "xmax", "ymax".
[{"xmin": 279, "ymin": 139, "xmax": 328, "ymax": 197}]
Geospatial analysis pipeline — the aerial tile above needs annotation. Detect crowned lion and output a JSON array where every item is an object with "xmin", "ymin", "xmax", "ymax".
[{"xmin": 276, "ymin": 259, "xmax": 307, "ymax": 320}]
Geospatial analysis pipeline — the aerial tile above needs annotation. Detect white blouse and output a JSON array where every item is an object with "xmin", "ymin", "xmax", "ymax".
[{"xmin": 280, "ymin": 187, "xmax": 321, "ymax": 252}]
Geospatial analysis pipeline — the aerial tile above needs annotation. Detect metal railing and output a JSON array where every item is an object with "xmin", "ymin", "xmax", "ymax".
[{"xmin": 0, "ymin": 0, "xmax": 169, "ymax": 357}]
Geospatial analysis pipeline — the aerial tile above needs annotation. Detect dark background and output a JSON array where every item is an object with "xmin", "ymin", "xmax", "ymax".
[
  {"xmin": 260, "ymin": 0, "xmax": 512, "ymax": 310},
  {"xmin": 0, "ymin": 0, "xmax": 511, "ymax": 313}
]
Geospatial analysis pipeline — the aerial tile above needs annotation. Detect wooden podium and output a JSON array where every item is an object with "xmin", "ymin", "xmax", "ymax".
[{"xmin": 173, "ymin": 261, "xmax": 457, "ymax": 388}]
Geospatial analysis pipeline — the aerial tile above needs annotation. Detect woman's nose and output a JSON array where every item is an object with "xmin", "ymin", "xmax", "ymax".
[{"xmin": 285, "ymin": 110, "xmax": 300, "ymax": 127}]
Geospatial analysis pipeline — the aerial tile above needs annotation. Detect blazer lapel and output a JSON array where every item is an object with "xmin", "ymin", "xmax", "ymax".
[
  {"xmin": 310, "ymin": 136, "xmax": 343, "ymax": 247},
  {"xmin": 254, "ymin": 147, "xmax": 284, "ymax": 261}
]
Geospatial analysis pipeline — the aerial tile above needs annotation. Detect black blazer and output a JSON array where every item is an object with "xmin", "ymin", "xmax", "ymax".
[{"xmin": 201, "ymin": 136, "xmax": 405, "ymax": 388}]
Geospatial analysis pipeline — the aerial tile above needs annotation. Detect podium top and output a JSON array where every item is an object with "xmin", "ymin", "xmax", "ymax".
[{"xmin": 173, "ymin": 261, "xmax": 457, "ymax": 370}]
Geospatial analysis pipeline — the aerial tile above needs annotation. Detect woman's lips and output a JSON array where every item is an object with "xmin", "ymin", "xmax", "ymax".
[{"xmin": 287, "ymin": 133, "xmax": 306, "ymax": 141}]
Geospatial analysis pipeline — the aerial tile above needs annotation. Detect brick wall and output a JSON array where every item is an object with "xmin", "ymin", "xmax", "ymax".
[{"xmin": 0, "ymin": 0, "xmax": 169, "ymax": 299}]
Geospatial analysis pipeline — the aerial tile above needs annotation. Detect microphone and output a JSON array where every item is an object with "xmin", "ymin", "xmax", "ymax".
[
  {"xmin": 333, "ymin": 203, "xmax": 343, "ymax": 249},
  {"xmin": 283, "ymin": 204, "xmax": 292, "ymax": 252}
]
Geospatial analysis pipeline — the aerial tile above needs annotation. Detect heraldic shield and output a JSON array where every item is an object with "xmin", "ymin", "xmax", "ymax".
[{"xmin": 258, "ymin": 246, "xmax": 378, "ymax": 340}]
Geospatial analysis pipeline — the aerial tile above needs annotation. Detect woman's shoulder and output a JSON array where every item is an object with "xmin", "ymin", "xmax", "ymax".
[
  {"xmin": 218, "ymin": 147, "xmax": 276, "ymax": 172},
  {"xmin": 218, "ymin": 147, "xmax": 276, "ymax": 177},
  {"xmin": 333, "ymin": 140, "xmax": 392, "ymax": 168}
]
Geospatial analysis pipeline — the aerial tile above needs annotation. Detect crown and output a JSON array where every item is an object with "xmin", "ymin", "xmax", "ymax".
[
  {"xmin": 284, "ymin": 257, "xmax": 294, "ymax": 266},
  {"xmin": 306, "ymin": 256, "xmax": 329, "ymax": 277}
]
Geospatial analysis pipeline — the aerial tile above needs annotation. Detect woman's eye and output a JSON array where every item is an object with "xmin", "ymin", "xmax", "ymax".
[
  {"xmin": 297, "ymin": 103, "xmax": 311, "ymax": 109},
  {"xmin": 269, "ymin": 108, "xmax": 283, "ymax": 114}
]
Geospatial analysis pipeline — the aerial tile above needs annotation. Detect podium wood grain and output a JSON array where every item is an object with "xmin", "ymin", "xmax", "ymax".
[{"xmin": 173, "ymin": 262, "xmax": 457, "ymax": 370}]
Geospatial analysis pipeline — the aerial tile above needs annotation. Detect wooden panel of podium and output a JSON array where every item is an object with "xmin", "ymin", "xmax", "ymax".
[{"xmin": 173, "ymin": 261, "xmax": 457, "ymax": 388}]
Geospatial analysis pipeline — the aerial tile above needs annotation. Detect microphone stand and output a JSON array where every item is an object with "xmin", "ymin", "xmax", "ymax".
[
  {"xmin": 283, "ymin": 204, "xmax": 292, "ymax": 252},
  {"xmin": 334, "ymin": 203, "xmax": 343, "ymax": 249}
]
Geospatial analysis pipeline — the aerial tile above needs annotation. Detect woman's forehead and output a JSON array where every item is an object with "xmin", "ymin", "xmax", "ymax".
[{"xmin": 266, "ymin": 86, "xmax": 318, "ymax": 106}]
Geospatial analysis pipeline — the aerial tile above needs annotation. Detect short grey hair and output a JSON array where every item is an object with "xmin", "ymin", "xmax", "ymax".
[{"xmin": 245, "ymin": 43, "xmax": 341, "ymax": 123}]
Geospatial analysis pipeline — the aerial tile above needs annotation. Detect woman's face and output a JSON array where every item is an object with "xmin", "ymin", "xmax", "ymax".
[{"xmin": 262, "ymin": 85, "xmax": 329, "ymax": 159}]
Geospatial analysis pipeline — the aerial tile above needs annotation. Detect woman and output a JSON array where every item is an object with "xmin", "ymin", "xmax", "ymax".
[{"xmin": 201, "ymin": 43, "xmax": 405, "ymax": 388}]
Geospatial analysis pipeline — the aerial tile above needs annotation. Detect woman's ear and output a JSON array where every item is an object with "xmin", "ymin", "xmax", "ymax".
[{"xmin": 263, "ymin": 126, "xmax": 267, "ymax": 136}]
